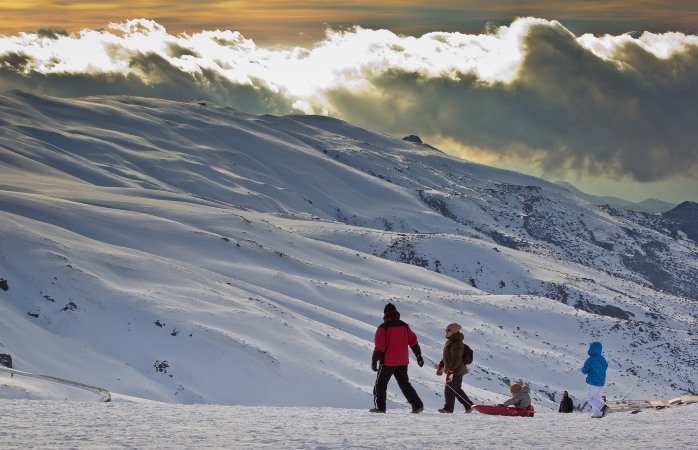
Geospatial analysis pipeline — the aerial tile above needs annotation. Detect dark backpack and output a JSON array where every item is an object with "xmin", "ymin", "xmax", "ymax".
[{"xmin": 461, "ymin": 344, "xmax": 473, "ymax": 365}]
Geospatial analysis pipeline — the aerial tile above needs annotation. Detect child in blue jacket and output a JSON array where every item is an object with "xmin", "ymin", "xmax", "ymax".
[{"xmin": 581, "ymin": 341, "xmax": 609, "ymax": 418}]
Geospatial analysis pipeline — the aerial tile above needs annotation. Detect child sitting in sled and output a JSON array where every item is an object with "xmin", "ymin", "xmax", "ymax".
[{"xmin": 499, "ymin": 383, "xmax": 531, "ymax": 409}]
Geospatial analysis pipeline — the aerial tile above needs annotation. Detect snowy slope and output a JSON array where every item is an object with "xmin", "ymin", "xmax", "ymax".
[
  {"xmin": 1, "ymin": 394, "xmax": 697, "ymax": 449},
  {"xmin": 0, "ymin": 91, "xmax": 696, "ymax": 413}
]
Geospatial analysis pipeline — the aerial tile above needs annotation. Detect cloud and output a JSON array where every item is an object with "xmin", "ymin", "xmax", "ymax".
[
  {"xmin": 0, "ymin": 18, "xmax": 696, "ymax": 183},
  {"xmin": 320, "ymin": 21, "xmax": 698, "ymax": 183},
  {"xmin": 514, "ymin": 24, "xmax": 698, "ymax": 182},
  {"xmin": 0, "ymin": 20, "xmax": 299, "ymax": 115}
]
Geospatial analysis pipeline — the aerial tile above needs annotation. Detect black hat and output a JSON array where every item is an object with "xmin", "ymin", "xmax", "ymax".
[{"xmin": 384, "ymin": 303, "xmax": 396, "ymax": 314}]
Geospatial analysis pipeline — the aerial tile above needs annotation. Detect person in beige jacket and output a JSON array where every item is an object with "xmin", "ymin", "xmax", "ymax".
[{"xmin": 435, "ymin": 323, "xmax": 475, "ymax": 413}]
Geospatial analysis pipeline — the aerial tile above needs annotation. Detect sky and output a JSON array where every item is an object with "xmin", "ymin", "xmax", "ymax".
[
  {"xmin": 1, "ymin": 1, "xmax": 696, "ymax": 45},
  {"xmin": 0, "ymin": 1, "xmax": 696, "ymax": 203}
]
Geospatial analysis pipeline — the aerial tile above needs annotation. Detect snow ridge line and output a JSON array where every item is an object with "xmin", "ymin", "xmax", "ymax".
[{"xmin": 0, "ymin": 366, "xmax": 111, "ymax": 402}]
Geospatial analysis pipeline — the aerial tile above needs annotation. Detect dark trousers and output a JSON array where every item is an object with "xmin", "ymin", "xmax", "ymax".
[
  {"xmin": 373, "ymin": 365, "xmax": 423, "ymax": 411},
  {"xmin": 444, "ymin": 373, "xmax": 474, "ymax": 411}
]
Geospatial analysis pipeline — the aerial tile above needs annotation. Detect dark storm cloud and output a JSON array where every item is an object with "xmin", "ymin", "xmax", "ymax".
[{"xmin": 325, "ymin": 22, "xmax": 698, "ymax": 182}]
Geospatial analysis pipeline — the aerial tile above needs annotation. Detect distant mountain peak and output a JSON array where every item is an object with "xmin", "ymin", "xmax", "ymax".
[{"xmin": 553, "ymin": 180, "xmax": 677, "ymax": 213}]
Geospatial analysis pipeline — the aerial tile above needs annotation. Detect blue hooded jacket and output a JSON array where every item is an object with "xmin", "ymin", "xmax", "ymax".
[{"xmin": 581, "ymin": 342, "xmax": 608, "ymax": 386}]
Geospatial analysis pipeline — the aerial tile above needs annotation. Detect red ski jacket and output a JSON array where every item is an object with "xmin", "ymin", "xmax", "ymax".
[{"xmin": 372, "ymin": 311, "xmax": 421, "ymax": 366}]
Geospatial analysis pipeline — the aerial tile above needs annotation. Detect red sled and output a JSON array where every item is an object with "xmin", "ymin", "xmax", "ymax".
[{"xmin": 473, "ymin": 404, "xmax": 535, "ymax": 417}]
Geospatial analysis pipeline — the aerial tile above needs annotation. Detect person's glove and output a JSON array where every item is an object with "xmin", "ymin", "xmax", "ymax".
[
  {"xmin": 446, "ymin": 370, "xmax": 453, "ymax": 383},
  {"xmin": 371, "ymin": 360, "xmax": 378, "ymax": 372},
  {"xmin": 416, "ymin": 354, "xmax": 424, "ymax": 367},
  {"xmin": 435, "ymin": 361, "xmax": 444, "ymax": 376}
]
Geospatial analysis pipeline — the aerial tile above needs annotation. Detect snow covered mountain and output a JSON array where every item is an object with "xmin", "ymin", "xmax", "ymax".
[{"xmin": 1, "ymin": 91, "xmax": 696, "ymax": 411}]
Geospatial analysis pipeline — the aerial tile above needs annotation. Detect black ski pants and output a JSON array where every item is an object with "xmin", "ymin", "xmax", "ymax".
[
  {"xmin": 373, "ymin": 364, "xmax": 423, "ymax": 411},
  {"xmin": 443, "ymin": 373, "xmax": 474, "ymax": 411}
]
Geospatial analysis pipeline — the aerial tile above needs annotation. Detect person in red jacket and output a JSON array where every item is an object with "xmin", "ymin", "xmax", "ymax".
[{"xmin": 370, "ymin": 303, "xmax": 425, "ymax": 413}]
